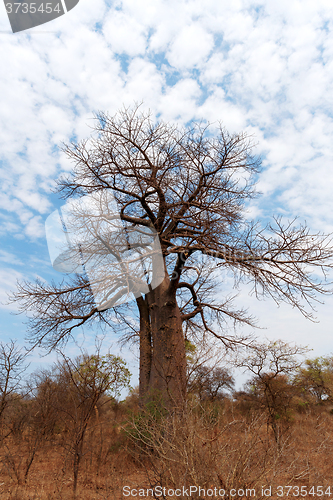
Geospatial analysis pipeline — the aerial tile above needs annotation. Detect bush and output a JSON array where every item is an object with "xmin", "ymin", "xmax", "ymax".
[{"xmin": 125, "ymin": 402, "xmax": 288, "ymax": 499}]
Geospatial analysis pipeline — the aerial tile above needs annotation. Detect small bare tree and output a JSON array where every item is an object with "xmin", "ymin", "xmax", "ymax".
[
  {"xmin": 237, "ymin": 340, "xmax": 309, "ymax": 443},
  {"xmin": 0, "ymin": 341, "xmax": 29, "ymax": 484},
  {"xmin": 186, "ymin": 340, "xmax": 234, "ymax": 402},
  {"xmin": 188, "ymin": 365, "xmax": 234, "ymax": 402},
  {"xmin": 0, "ymin": 340, "xmax": 28, "ymax": 428},
  {"xmin": 54, "ymin": 349, "xmax": 130, "ymax": 496}
]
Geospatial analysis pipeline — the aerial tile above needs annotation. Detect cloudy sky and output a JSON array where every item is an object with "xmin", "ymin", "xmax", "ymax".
[{"xmin": 1, "ymin": 0, "xmax": 333, "ymax": 385}]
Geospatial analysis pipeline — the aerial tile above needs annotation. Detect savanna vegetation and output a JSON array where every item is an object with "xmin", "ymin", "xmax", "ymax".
[
  {"xmin": 7, "ymin": 106, "xmax": 333, "ymax": 498},
  {"xmin": 1, "ymin": 338, "xmax": 333, "ymax": 500}
]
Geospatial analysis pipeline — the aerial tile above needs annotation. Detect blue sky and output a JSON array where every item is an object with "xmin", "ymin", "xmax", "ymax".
[{"xmin": 1, "ymin": 0, "xmax": 333, "ymax": 388}]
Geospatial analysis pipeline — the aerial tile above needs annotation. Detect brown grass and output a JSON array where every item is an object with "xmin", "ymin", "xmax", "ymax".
[{"xmin": 1, "ymin": 402, "xmax": 333, "ymax": 499}]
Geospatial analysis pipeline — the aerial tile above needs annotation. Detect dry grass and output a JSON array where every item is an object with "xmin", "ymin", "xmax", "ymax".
[
  {"xmin": 0, "ymin": 439, "xmax": 139, "ymax": 499},
  {"xmin": 0, "ymin": 403, "xmax": 138, "ymax": 500},
  {"xmin": 125, "ymin": 402, "xmax": 333, "ymax": 499},
  {"xmin": 1, "ymin": 403, "xmax": 333, "ymax": 499}
]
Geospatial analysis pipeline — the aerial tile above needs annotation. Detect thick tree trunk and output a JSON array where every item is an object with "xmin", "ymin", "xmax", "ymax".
[
  {"xmin": 136, "ymin": 296, "xmax": 152, "ymax": 403},
  {"xmin": 143, "ymin": 276, "xmax": 187, "ymax": 410}
]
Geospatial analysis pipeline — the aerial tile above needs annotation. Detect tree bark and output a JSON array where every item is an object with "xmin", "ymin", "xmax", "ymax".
[
  {"xmin": 137, "ymin": 296, "xmax": 152, "ymax": 403},
  {"xmin": 144, "ymin": 276, "xmax": 187, "ymax": 410}
]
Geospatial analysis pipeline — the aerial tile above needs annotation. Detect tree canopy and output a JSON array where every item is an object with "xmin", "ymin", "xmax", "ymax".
[{"xmin": 11, "ymin": 105, "xmax": 333, "ymax": 409}]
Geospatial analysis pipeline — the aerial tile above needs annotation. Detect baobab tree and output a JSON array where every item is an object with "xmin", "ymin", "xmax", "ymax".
[{"xmin": 11, "ymin": 106, "xmax": 333, "ymax": 409}]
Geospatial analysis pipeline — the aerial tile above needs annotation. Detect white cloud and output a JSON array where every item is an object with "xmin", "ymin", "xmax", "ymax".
[
  {"xmin": 24, "ymin": 215, "xmax": 46, "ymax": 239},
  {"xmin": 0, "ymin": 268, "xmax": 24, "ymax": 310},
  {"xmin": 1, "ymin": 0, "xmax": 333, "ymax": 358},
  {"xmin": 0, "ymin": 250, "xmax": 24, "ymax": 266},
  {"xmin": 103, "ymin": 10, "xmax": 148, "ymax": 56},
  {"xmin": 158, "ymin": 79, "xmax": 202, "ymax": 122},
  {"xmin": 197, "ymin": 87, "xmax": 248, "ymax": 132},
  {"xmin": 166, "ymin": 24, "xmax": 214, "ymax": 70},
  {"xmin": 123, "ymin": 58, "xmax": 165, "ymax": 107},
  {"xmin": 0, "ymin": 0, "xmax": 332, "ymax": 232}
]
